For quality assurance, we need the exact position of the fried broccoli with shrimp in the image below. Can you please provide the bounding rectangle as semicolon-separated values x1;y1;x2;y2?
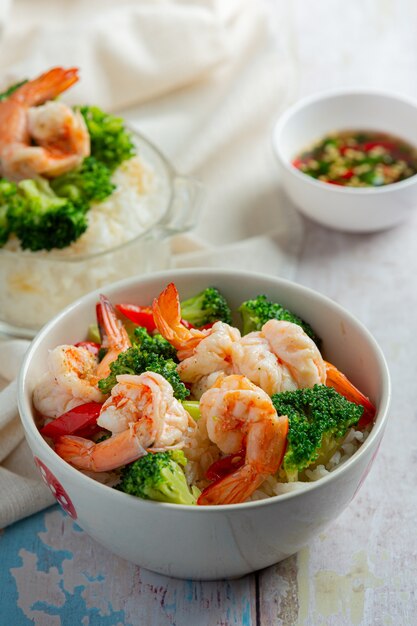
238;294;319;343
117;450;199;505
272;385;363;482
180;287;232;327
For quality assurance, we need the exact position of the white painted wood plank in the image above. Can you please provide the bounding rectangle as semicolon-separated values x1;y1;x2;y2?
258;1;417;624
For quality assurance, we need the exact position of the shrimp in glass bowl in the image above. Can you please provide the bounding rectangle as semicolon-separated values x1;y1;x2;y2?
0;67;89;181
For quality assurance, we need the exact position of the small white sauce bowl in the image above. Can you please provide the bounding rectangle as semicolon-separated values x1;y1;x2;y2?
18;269;391;580
272;90;417;232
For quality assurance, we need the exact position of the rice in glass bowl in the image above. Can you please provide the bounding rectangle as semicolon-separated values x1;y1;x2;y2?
0;130;202;337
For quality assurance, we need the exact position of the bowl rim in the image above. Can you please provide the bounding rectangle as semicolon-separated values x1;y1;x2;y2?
18;267;391;513
272;87;417;196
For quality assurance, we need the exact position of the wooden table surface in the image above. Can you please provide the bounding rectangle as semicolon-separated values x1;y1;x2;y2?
2;1;417;624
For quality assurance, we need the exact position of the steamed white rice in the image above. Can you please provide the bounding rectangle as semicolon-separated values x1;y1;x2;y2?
73;424;369;502
66;416;370;502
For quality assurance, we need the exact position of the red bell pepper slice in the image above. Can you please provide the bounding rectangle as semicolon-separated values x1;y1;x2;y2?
115;304;157;333
74;341;100;356
116;303;211;333
205;451;245;482
340;169;354;180
40;402;103;440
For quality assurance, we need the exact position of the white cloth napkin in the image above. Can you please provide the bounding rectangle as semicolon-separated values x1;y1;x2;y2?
0;341;55;528
0;0;302;527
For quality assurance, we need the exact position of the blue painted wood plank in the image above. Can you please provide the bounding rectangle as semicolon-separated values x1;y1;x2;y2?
1;506;257;625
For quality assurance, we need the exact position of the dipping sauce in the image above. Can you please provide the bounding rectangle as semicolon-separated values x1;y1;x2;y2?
292;130;417;187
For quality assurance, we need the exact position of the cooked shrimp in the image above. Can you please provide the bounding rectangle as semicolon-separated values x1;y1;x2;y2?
262;320;326;388
54;423;151;472
33;295;130;418
33;345;106;418
177;321;240;397
188;370;226;400
27;101;90;169
0;67;90;181
152;282;211;359
97;372;193;443
55;372;195;472
153;282;240;397
197;375;288;505
231;332;297;396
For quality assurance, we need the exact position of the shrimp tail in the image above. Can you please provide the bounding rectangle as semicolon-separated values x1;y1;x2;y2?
152;282;188;347
325;361;376;428
198;415;288;505
13;67;80;106
55;435;97;470
55;427;147;472
152;282;206;356
96;294;131;378
198;464;268;505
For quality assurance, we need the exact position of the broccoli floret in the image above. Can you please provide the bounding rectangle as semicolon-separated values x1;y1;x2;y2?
79;105;135;171
117;450;199;505
50;156;115;207
0;179;23;246
133;326;177;361
238;294;319;343
180;287;232;327
98;345;189;400
9;178;88;251
272;385;363;482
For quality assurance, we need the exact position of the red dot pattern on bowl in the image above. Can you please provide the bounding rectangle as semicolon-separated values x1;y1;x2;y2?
34;457;77;519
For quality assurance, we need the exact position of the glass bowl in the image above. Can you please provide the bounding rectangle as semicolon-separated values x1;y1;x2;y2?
0;130;203;338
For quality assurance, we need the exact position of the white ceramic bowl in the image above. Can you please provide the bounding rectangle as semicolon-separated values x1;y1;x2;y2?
273;90;417;232
18;269;390;580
